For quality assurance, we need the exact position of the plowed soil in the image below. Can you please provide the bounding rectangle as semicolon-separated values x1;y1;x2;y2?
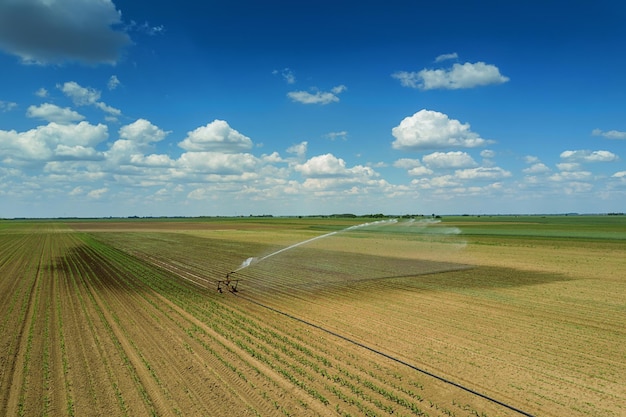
2;218;625;417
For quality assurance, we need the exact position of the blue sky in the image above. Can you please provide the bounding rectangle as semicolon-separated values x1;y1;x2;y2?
1;0;625;217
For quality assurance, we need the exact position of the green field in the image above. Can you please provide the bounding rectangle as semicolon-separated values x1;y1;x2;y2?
1;215;625;416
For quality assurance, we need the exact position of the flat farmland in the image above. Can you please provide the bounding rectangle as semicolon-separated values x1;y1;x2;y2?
1;216;625;417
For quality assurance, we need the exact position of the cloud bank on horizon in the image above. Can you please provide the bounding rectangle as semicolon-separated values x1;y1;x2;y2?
0;0;625;217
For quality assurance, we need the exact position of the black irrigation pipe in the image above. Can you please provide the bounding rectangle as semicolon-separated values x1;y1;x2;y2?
233;292;536;417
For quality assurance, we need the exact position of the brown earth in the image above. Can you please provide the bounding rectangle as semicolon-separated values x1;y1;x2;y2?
2;220;625;417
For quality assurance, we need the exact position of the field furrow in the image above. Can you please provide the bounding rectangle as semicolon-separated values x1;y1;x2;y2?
2;217;625;417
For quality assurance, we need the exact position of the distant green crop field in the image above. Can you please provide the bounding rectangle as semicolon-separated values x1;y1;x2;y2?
441;215;626;240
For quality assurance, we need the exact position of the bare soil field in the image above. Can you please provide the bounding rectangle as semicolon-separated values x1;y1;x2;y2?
2;216;625;417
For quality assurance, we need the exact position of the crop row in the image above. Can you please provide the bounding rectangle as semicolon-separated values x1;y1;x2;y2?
87;231;510;416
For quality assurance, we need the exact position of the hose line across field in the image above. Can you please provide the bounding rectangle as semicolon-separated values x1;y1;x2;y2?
233;292;536;417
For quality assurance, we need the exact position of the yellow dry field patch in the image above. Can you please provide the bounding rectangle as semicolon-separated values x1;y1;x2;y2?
2;217;625;417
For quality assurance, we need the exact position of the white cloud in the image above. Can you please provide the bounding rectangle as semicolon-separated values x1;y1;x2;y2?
129;154;174;167
60;82;101;106
408;166;434;176
119;119;169;145
55;144;103;160
296;154;375;179
411;174;459;189
455;167;511;180
59;81;121;117
26;103;85;124
0;0;131;65
435;52;458;63
87;187;109;199
393;158;422;169
393;61;509;90
287;141;307;158
287;85;346;105
480;149;496;159
523;163;550;174
592;128;626;140
556;162;580;172
35;88;48;98
391;109;493;151
69;186;86;196
325;131;348;141
108;75;121;90
0;100;18;112
560;150;619;163
423;151;477;169
178;152;258;175
262;152;283;163
179;120;253;152
0;121;108;163
104;119;170;165
549;171;592;182
612;171;626;178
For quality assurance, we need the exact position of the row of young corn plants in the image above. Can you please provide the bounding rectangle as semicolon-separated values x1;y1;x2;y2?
72;238;185;415
80;234;303;416
60;232;155;416
94;238;434;417
0;226;78;416
82;229;511;417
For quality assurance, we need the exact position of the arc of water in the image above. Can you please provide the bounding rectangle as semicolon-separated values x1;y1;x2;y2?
234;219;397;272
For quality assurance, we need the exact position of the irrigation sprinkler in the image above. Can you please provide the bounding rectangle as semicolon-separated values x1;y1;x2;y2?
217;271;239;293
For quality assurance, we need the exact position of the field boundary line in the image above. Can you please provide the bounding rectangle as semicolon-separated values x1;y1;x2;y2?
234;292;536;417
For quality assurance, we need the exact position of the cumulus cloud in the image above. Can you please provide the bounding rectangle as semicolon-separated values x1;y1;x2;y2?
393;61;509;90
408;166;433;176
129;153;174;167
179;120;253;153
0;0;131;65
423;151;477;169
27;103;85;124
119;119;169;145
523;163;550;174
178;152;258;175
455;167;511;180
549;171;592;182
59;81;121;117
286;141;307;158
0;121;107;163
35;88;48;98
391;109;492;151
105;119;170;165
55;144;102;160
556;162;581;172
592;128;626;140
560;150;619;163
295;154;375;179
287;85;346;105
393;158;422;169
